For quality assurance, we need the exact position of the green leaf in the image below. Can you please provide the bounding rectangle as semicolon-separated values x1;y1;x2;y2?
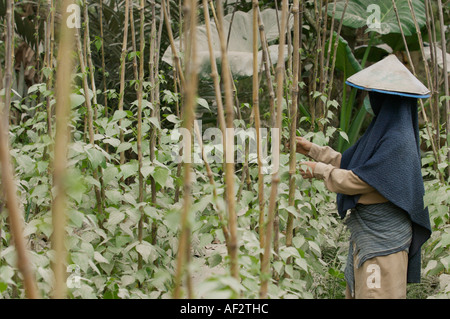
147;117;160;129
94;251;109;264
103;138;121;148
140;165;154;179
207;253;222;268
107;210;125;226
165;114;179;124
70;93;85;108
69;210;84;228
308;241;321;257
105;189;121;204
113;110;128;121
295;256;308;272
102;166;120;185
117;142;132;153
86;148;106;169
339;131;349;143
120;162;138;180
197;97;211;111
152;166;169;187
136;242;155;263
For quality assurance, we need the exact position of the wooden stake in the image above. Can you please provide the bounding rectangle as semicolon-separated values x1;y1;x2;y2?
260;0;288;299
51;0;76;299
216;0;239;281
286;0;301;250
173;0;198;299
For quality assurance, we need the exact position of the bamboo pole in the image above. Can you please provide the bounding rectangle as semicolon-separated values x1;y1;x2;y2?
118;0;130;166
260;0;288;299
173;0;198;299
436;0;449;176
162;0;185;87
202;0;231;251
99;0;108;119
0;0;39;299
45;0;54;136
3;0;14;130
129;2;139;81
324;0;348;126
252;0;266;261
83;0;98;124
407;0;437;148
75;29;104;216
208;0;243;122
425;0;440;147
324;0;337;86
391;0;443;183
286;0;300;250
257;7;276;130
216;0;239;281
51;0;76;299
136;0;146;271
149;2;165;245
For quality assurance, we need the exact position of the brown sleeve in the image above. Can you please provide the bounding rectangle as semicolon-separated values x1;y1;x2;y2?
313;162;376;196
308;143;342;168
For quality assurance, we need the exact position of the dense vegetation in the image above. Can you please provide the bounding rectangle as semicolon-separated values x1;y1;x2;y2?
0;0;448;299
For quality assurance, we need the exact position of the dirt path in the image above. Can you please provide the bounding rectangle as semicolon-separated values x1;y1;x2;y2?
190;243;227;297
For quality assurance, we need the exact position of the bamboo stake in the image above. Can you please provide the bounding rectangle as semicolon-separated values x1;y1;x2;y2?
75;29;104;216
118;0;130;166
51;0;76;299
216;0;239;281
286;0;300;250
173;0;198;299
99;0;108;119
149;2;165;245
162;0;185;87
83;0;98;124
436;0;450;176
0;0;39;299
318;0;329;124
310;0;322;128
202;0;231;250
425;0;440;147
208;0;243;122
252;0;266;261
45;0;54;136
129;2;139;81
257;7;276;129
407;0;437;148
260;0;288;299
324;0;348;124
136;0;146;270
324;0;337;85
3;0;14;130
392;0;443;183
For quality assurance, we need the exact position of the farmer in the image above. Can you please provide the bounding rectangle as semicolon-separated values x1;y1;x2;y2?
294;55;432;299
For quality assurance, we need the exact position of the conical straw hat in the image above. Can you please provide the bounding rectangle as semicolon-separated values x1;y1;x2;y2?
346;54;430;98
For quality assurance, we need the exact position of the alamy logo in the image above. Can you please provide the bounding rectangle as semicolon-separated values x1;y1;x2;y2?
366;4;381;31
366;263;381;289
170;121;280;174
66;264;81;288
66;4;81;29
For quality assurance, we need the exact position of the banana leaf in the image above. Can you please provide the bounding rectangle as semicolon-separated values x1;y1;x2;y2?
162;8;293;79
325;32;371;151
327;0;427;35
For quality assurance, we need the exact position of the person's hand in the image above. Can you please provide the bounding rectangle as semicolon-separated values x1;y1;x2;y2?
299;161;316;179
286;136;312;156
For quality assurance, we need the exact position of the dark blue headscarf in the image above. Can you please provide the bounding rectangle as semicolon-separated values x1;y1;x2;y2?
337;91;431;283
